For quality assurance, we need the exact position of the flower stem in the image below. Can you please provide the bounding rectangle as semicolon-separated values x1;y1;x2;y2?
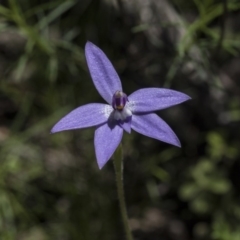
113;145;133;240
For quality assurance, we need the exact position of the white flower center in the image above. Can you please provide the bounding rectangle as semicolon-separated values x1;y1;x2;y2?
113;106;132;121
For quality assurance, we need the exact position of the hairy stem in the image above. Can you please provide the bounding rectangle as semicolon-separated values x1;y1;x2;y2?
113;145;133;240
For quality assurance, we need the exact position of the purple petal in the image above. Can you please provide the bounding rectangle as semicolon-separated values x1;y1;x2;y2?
94;123;123;169
131;113;181;147
85;42;122;104
119;117;132;133
51;103;113;133
128;88;191;113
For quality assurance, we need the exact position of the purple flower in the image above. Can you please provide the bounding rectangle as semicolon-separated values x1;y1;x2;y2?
51;42;191;169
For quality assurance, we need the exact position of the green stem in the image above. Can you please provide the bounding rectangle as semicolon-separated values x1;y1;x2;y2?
113;145;133;240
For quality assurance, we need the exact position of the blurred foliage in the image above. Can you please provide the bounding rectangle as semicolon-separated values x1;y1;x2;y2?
0;0;240;239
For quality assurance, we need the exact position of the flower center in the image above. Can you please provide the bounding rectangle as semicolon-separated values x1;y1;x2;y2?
112;90;127;110
112;90;132;121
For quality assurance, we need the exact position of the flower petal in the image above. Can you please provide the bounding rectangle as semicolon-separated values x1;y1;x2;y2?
85;42;122;104
94;123;123;169
119;117;132;133
128;88;191;113
51;103;113;133
131;113;181;147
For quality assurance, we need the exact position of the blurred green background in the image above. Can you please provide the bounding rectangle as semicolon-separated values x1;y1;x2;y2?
0;0;240;239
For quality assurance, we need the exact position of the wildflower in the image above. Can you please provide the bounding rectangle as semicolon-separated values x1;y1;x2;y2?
51;42;191;169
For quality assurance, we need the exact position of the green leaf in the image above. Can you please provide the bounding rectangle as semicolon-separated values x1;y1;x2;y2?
37;1;77;30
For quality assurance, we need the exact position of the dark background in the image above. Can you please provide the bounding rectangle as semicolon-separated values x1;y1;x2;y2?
0;0;240;239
